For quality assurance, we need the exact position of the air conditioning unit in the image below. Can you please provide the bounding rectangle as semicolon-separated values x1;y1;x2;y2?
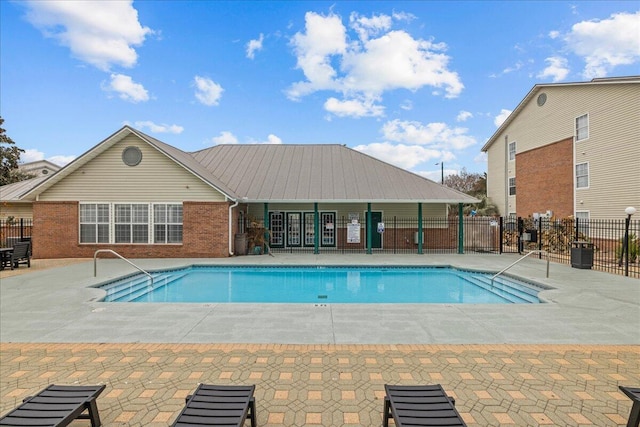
414;232;424;244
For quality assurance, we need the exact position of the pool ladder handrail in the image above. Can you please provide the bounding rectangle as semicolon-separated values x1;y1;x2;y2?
491;250;549;286
94;249;154;286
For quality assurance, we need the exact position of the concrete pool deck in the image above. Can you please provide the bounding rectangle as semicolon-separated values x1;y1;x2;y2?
1;254;638;344
1;255;639;426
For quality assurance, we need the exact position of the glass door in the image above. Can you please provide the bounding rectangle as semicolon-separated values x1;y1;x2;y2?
287;212;302;247
269;212;285;248
303;212;315;247
321;212;336;247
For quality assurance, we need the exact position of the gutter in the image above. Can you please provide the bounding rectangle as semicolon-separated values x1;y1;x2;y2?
228;199;239;256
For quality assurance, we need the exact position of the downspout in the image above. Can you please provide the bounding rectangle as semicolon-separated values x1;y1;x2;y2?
228;199;239;256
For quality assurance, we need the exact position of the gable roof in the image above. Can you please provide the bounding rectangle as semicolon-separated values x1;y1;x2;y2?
21;126;238;201
21;126;478;204
481;76;640;152
191;144;477;203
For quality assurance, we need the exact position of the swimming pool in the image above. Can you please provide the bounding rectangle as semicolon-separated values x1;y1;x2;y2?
98;266;544;304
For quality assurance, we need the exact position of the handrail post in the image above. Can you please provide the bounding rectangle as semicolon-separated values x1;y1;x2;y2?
94;249;153;286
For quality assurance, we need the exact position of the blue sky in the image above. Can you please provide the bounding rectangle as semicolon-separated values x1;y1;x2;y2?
1;1;638;181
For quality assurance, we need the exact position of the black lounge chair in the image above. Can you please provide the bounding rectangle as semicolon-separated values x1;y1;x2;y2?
9;241;31;270
620;386;640;427
384;384;467;427
172;384;256;427
0;384;106;427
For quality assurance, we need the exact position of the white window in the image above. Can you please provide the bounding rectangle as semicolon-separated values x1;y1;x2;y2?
575;211;590;236
576;163;589;189
115;203;149;243
575;114;589;141
508;141;516;161
508;177;516;195
79;204;110;243
154;204;183;244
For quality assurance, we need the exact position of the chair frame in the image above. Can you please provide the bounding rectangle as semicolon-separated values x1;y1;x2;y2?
9;241;31;270
172;384;256;427
0;384;105;427
620;386;640;427
384;384;467;427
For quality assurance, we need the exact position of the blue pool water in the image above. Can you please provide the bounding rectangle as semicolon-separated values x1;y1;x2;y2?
98;266;543;304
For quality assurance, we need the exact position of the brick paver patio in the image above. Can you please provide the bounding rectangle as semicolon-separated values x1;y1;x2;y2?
1;343;638;426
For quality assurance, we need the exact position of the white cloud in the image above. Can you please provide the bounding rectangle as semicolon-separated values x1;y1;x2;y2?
21;149;74;166
564;11;640;78
353;142;441;170
381;119;476;150
494;109;512;127
194;76;223;106
537;56;570;82
474;152;488;164
261;134;283;145
456;111;473;122
212;131;239;145
24;0;152;71
287;11;463;117
324;97;384;118
349;12;392;41
134;121;183;134
549;30;560;39
246;33;264;59
104;73;149;103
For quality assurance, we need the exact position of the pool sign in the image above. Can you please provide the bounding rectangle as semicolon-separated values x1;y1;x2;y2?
377;222;385;233
347;222;361;243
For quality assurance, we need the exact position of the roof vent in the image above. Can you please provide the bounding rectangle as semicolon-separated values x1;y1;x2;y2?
537;93;547;106
122;146;142;166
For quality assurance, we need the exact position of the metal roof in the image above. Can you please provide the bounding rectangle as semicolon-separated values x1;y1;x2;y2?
19;126;478;204
0;176;50;201
191;144;478;203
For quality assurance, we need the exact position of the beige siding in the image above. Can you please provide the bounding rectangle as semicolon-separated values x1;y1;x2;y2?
487;82;640;219
486;137;509;215
39;135;226;202
0;203;33;219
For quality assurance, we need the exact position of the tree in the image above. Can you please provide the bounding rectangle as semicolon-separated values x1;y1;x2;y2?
444;168;499;216
0;117;34;185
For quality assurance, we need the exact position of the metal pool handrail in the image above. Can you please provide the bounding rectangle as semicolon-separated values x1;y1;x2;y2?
491;250;549;286
94;249;153;286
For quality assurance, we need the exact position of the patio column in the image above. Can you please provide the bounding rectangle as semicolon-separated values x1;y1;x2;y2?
314;202;319;254
264;203;269;254
458;202;464;254
366;203;372;254
417;203;423;254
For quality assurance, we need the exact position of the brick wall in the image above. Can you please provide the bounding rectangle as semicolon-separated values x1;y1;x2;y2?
32;201;232;259
516;137;574;219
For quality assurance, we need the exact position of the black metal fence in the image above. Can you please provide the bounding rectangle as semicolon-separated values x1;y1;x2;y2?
242;215;639;278
504;217;639;278
0;218;33;250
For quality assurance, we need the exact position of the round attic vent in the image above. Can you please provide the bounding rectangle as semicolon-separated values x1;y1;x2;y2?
122;146;142;166
537;93;547;106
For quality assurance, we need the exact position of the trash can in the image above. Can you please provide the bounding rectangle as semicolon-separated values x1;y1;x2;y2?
571;241;593;269
234;233;248;255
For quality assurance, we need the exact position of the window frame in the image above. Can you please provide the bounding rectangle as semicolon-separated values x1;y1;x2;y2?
508;141;516;161
79;202;184;244
508;177;516;196
575;113;589;141
575;162;589;189
79;203;110;244
153;203;184;244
